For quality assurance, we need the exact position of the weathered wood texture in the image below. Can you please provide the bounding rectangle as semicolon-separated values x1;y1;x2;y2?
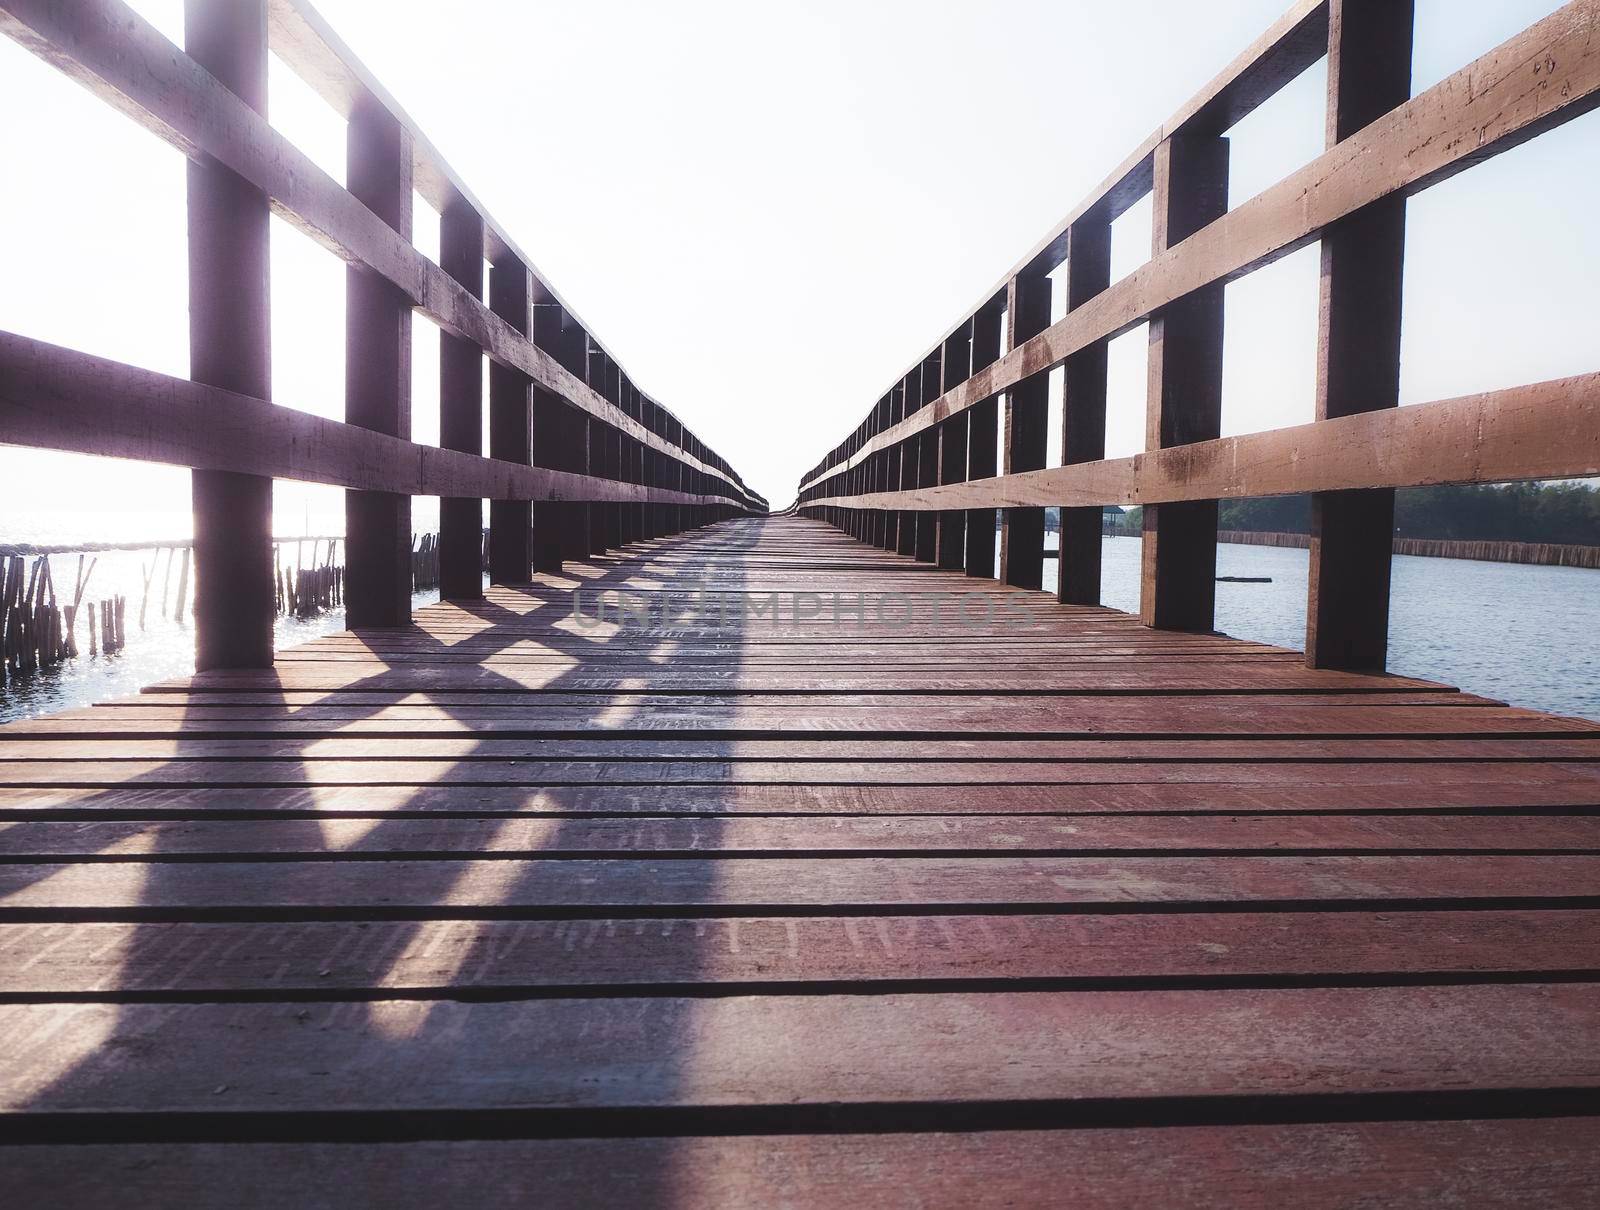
1304;0;1413;670
1;516;1597;1203
0;333;740;508
185;0;275;671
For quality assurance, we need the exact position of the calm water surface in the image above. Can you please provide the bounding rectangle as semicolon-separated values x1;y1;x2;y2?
4;534;1597;723
1086;536;1600;722
0;544;439;723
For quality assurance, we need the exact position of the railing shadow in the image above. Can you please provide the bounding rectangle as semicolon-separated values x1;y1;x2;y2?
10;517;766;1196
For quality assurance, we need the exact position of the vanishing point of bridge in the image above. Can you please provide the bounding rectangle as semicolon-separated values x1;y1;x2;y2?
3;0;1600;1205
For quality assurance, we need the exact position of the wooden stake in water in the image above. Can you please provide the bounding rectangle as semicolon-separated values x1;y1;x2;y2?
174;547;190;624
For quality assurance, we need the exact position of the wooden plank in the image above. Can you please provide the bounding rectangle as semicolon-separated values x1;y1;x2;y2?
7;735;1600;762
4;1119;1598;1208
3;815;1598;859
5;855;1600;915
3;909;1597;997
27;757;1597;787
6;777;1595;816
139;663;1456;693
9;703;1580;738
4;984;1600;1124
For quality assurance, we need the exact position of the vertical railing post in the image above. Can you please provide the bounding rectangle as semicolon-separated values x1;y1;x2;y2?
186;0;274;670
872;396;891;548
936;323;973;569
438;195;485;600
487;255;533;584
585;343;610;556
666;416;683;538
1140;131;1228;631
935;412;968;569
914;353;941;562
1059;218;1112;605
1306;0;1413;669
1000;271;1050;589
559;314;594;562
884;385;904;554
895;372;919;557
345;95;414;627
619;380;638;548
529;299;569;575
603;360;624;550
914;434;938;563
964;298;1003;579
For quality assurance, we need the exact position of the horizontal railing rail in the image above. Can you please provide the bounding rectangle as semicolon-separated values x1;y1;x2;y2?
797;0;1600;670
0;0;764;670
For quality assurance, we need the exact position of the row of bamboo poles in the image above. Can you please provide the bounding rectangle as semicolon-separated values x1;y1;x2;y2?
1217;530;1600;568
274;533;441;616
276;538;343;618
2;533;456;687
1;554;128;683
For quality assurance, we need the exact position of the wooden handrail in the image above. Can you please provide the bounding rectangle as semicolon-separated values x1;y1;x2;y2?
0;0;764;668
798;0;1600;671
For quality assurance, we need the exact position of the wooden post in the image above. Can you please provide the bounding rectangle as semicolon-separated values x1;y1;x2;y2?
965;298;1003;579
884;385;904;554
872;396;891;548
625;386;645;546
586;342;610;556
529;300;569;575
1140;131;1228;631
895;373;919;557
936;324;973;569
914;353;941;563
1059;218;1112;605
1306;0;1413;670
1000;273;1050;589
438;195;484;600
602;358;624;551
185;0;274;670
488;255;533;584
559;313;594;562
344;94;413;627
914;428;938;563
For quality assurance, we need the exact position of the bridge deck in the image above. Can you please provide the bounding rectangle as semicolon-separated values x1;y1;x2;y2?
3;514;1600;1204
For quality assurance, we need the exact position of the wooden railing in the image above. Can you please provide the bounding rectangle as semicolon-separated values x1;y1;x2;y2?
797;0;1600;670
0;0;764;671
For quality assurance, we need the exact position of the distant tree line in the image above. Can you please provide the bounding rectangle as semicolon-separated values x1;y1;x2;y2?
1209;483;1600;546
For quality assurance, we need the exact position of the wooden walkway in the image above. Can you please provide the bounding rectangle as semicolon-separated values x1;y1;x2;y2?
3;514;1600;1204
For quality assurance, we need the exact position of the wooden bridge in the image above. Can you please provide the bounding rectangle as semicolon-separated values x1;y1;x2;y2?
3;0;1600;1204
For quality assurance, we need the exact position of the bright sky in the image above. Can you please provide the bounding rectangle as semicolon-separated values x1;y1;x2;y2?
2;0;1596;539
